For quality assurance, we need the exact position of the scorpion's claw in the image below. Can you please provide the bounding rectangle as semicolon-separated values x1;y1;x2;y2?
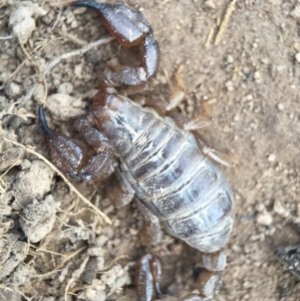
71;1;159;86
38;106;113;182
71;1;151;46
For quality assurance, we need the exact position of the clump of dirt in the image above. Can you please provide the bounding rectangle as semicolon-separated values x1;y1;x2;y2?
1;1;300;301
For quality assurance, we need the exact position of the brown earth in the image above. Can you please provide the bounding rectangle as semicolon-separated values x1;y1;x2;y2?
1;0;300;301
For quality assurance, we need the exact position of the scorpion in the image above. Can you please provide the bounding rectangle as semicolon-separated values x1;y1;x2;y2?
38;1;234;300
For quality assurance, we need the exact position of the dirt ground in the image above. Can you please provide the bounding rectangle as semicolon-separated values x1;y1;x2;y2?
1;0;300;300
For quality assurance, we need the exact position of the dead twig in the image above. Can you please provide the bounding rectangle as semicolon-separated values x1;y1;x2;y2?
32;246;86;279
24;36;114;108
0;35;13;40
99;255;129;273
0;38;56;91
0;59;29;90
51;7;63;31
159;0;171;6
65;278;75;301
205;27;215;48
58;31;88;46
0;149;24;196
2;36;114;125
214;0;237;46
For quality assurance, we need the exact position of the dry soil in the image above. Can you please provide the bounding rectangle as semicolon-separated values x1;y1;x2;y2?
1;1;300;301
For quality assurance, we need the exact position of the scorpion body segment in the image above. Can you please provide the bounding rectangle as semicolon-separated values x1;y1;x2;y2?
92;93;234;253
39;2;234;300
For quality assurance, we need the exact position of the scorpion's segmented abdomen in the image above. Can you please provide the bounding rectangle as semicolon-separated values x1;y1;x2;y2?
97;95;234;253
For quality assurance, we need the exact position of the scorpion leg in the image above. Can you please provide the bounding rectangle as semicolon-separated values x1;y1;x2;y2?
135;252;225;301
146;65;212;130
145;66;185;111
194;134;235;167
38;106;114;182
146;97;233;166
180;251;226;301
136;254;163;301
162;66;235;165
106;168;135;209
136;200;162;244
167;110;212;131
148;98;212;131
71;1;159;87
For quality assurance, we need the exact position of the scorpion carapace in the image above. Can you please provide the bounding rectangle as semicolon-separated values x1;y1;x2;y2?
38;1;234;300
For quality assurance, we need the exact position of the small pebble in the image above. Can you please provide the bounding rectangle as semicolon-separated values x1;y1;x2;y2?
4;81;22;99
255;203;265;212
71;20;78;29
267;153;276;162
260;58;269;65
86;50;103;65
227;54;234;64
233;114;240;121
256;212;273;226
0;95;8;111
293;42;300;51
9;4;47;44
277;103;284;111
57;82;73;94
225;80;234;91
296;53;300;63
41;13;54;25
246;94;253;101
290;5;300;19
73;7;87;14
33;84;45;102
254;71;261;82
273;200;286;216
204;0;216;9
65;11;76;24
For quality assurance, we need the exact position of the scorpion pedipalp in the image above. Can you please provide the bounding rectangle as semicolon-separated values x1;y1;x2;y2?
71;0;159;87
38;106;114;182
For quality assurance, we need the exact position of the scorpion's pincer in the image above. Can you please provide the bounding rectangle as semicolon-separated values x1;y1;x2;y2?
71;1;159;87
38;106;114;182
